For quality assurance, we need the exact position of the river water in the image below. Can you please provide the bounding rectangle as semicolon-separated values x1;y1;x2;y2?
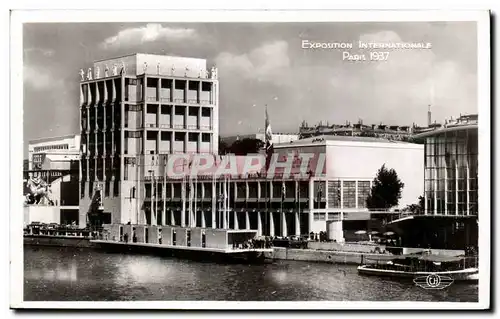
24;245;478;302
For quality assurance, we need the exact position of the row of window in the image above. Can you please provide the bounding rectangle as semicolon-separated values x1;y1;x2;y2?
424;179;478;192
33;144;70;152
313;212;342;221
324;180;371;209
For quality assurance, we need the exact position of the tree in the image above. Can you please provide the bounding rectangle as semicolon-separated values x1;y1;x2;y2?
404;195;425;214
230;138;264;155
366;164;405;210
218;137;230;155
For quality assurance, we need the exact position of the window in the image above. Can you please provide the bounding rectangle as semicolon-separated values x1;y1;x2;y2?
357;181;371;209
105;181;110;198
80;181;85;199
313;213;326;221
328;181;341;208
113;180;119;197
343;181;356;208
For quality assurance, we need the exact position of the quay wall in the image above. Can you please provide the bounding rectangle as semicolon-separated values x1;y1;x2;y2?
307;242;388;254
24;235;93;248
266;247;382;265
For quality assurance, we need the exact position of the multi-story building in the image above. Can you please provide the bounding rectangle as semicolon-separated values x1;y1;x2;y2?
414;114;478;216
78;54;219;228
388;114;478;250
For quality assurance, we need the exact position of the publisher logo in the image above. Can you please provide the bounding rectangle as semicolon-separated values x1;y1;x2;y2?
414;274;454;290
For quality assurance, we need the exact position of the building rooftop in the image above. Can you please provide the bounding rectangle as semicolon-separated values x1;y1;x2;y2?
29;134;79;145
275;134;413;148
413;114;478;139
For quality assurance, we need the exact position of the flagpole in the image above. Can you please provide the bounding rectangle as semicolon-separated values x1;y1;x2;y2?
163;155;166;226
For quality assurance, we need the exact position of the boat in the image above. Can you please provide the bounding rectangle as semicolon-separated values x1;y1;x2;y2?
357;251;478;282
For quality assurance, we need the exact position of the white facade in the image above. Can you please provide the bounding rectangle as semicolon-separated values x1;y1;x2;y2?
275;135;425;236
255;132;299;145
28;135;80;170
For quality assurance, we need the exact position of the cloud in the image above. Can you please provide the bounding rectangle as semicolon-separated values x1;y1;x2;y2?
215;41;291;85
24;48;55;57
23;65;61;90
100;24;197;49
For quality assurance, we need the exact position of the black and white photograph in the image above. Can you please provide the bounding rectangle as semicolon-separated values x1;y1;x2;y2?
9;9;490;310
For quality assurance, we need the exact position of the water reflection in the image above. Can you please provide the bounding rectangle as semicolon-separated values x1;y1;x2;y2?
24;245;478;302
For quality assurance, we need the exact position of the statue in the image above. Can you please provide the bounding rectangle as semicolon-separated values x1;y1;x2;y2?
210;66;218;79
171;65;175;76
157;63;161;75
112;64;118;76
185;66;189;77
104;64;109;77
143;62;148;73
79;69;85;81
121;61;126;75
198;69;203;78
87;68;93;80
24;177;54;206
95;66;100;79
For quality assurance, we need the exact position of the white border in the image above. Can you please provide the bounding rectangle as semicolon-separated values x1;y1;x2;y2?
9;9;491;310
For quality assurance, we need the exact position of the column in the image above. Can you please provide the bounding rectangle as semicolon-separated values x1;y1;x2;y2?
308;179;314;235
157;130;160;154
444;161;448;215
234;211;239;230
212;180;216;229
455;162;459;215
198;105;202;130
170;131;175;153
181;182;186;227
281;212;287;237
201;210;206;228
245;211;250;230
269;212;275;237
466;163;470;216
295;212;300;236
170;209;175;226
161;208;166;226
257;211;262;236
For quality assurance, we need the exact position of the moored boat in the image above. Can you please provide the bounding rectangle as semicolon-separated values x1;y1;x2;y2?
357;251;478;282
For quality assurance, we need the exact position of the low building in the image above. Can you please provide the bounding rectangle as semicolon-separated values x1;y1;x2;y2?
23;134;81;227
136;135;424;242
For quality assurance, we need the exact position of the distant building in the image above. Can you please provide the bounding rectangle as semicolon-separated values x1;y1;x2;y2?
27;134;80;171
299;120;416;142
24;134;80;227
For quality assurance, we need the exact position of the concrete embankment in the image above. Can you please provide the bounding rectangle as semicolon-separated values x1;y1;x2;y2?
264;247;384;265
24;235;94;248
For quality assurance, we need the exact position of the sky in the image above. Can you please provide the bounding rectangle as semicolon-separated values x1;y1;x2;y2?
23;21;477;157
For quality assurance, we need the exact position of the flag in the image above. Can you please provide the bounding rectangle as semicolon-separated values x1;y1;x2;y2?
265;106;274;171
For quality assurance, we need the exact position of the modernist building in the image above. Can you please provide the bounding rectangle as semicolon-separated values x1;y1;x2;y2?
78;54;219;228
27;134;80;174
24;134;80;226
140;135;424;242
388;114;478;250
